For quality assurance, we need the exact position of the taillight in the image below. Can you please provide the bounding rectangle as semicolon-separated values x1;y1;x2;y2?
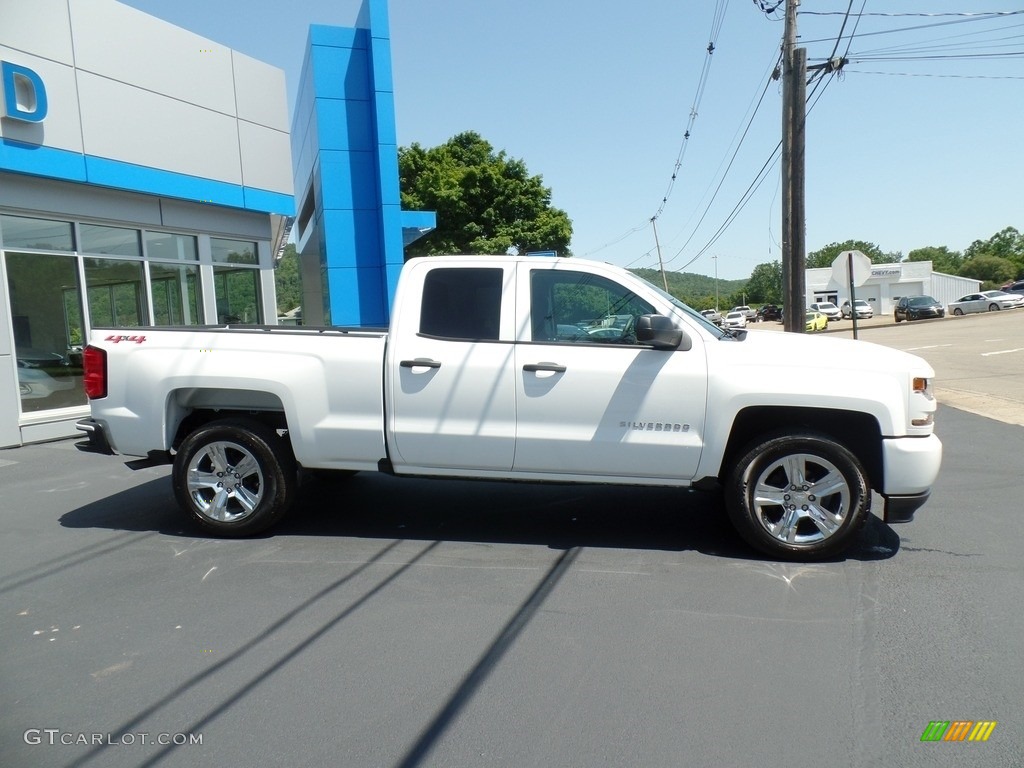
83;345;107;399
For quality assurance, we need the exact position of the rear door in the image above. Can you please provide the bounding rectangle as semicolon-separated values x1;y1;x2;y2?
387;263;517;472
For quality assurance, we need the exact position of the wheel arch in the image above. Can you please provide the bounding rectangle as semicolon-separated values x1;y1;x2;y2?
720;406;883;491
168;387;290;452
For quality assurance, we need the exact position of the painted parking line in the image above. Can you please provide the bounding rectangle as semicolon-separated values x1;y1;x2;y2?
981;347;1024;357
904;344;953;351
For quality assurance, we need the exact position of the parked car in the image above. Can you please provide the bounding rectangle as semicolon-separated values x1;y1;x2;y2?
805;311;828;333
841;299;873;319
722;311;747;329
894;295;945;322
809;302;842;322
757;304;782;322
700;309;723;326
947;290;1024;315
731;305;758;323
999;279;1024;294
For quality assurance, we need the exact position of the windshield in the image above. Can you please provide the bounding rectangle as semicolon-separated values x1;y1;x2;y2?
909;296;937;306
634;275;730;338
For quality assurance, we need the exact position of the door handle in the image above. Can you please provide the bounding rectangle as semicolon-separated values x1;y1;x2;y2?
523;362;566;373
400;358;442;369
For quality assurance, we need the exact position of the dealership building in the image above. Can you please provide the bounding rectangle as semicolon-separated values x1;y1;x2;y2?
0;0;432;447
806;260;980;316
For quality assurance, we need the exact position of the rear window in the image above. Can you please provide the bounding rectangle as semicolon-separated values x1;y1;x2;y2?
419;268;502;340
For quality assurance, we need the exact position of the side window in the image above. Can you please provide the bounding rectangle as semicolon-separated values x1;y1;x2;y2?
420;268;502;340
530;270;655;344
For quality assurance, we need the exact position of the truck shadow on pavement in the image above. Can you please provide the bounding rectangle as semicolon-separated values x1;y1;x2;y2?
59;470;901;562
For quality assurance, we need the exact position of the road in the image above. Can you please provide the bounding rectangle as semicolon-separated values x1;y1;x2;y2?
1;315;1022;768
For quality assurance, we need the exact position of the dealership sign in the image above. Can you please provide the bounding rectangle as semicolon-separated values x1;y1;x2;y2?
1;61;48;123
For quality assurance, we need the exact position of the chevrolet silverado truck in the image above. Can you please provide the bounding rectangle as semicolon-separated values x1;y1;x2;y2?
77;255;942;560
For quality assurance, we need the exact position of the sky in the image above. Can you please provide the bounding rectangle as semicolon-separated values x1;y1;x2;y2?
119;0;1024;280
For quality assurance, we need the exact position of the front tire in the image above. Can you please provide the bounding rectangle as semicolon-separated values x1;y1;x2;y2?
988;303;1000;312
724;431;870;560
953;308;964;316
172;419;297;537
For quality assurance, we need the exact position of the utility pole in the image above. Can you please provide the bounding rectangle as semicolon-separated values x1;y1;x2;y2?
651;217;670;292
781;0;807;333
712;255;719;311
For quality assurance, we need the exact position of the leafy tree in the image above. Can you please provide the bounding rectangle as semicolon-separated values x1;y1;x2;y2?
907;246;962;274
963;227;1024;278
274;243;302;313
399;131;572;256
805;240;900;268
743;261;783;304
957;254;1017;288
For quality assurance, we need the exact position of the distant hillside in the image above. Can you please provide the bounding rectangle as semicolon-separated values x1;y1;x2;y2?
630;268;748;310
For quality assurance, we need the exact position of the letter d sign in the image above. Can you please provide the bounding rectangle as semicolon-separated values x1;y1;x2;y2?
1;62;48;123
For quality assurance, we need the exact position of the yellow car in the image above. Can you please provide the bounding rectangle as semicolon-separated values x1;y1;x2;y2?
805;311;828;332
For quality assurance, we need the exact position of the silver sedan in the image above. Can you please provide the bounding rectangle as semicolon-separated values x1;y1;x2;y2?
948;290;1024;315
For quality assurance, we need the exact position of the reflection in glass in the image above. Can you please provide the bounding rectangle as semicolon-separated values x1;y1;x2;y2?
84;258;149;327
145;231;198;261
4;252;86;412
0;215;74;251
214;266;262;324
151;263;203;325
80;224;142;256
211;237;258;265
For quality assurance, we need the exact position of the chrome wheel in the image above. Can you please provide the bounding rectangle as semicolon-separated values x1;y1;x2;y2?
750;453;850;545
724;431;870;560
173;419;296;536
186;440;264;522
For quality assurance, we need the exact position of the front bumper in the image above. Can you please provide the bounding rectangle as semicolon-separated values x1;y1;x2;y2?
881;433;942;522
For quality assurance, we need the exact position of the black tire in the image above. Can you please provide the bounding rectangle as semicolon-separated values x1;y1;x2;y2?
953;308;964;316
172;418;297;537
724;431;870;560
988;303;1000;312
894;313;902;323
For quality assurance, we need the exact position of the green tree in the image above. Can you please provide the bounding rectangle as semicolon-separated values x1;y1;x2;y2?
743;261;783;304
399;131;572;256
907;245;962;274
957;254;1017;288
805;240;900;268
963;227;1024;278
274;243;302;313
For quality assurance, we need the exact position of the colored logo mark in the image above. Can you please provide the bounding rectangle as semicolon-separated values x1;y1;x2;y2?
921;721;997;742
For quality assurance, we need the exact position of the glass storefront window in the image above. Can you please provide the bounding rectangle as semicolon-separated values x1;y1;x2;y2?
211;237;258;265
80;224;142;256
4;252;86;413
145;231;198;261
214;266;262;324
150;263;203;325
0;215;74;251
84;258;149;327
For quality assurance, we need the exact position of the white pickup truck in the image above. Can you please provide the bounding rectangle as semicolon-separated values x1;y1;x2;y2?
77;255;942;560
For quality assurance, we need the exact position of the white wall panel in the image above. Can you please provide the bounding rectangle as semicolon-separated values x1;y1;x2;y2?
0;47;82;152
69;0;236;115
0;0;74;64
77;71;242;184
233;52;289;132
238;122;293;194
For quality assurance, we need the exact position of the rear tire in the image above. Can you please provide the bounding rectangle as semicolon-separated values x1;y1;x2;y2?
172;418;297;537
724;431;870;560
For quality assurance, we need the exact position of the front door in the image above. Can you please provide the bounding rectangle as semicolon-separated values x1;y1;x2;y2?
512;266;707;481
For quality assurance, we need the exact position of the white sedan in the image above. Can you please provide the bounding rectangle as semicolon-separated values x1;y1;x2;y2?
947;290;1024;315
